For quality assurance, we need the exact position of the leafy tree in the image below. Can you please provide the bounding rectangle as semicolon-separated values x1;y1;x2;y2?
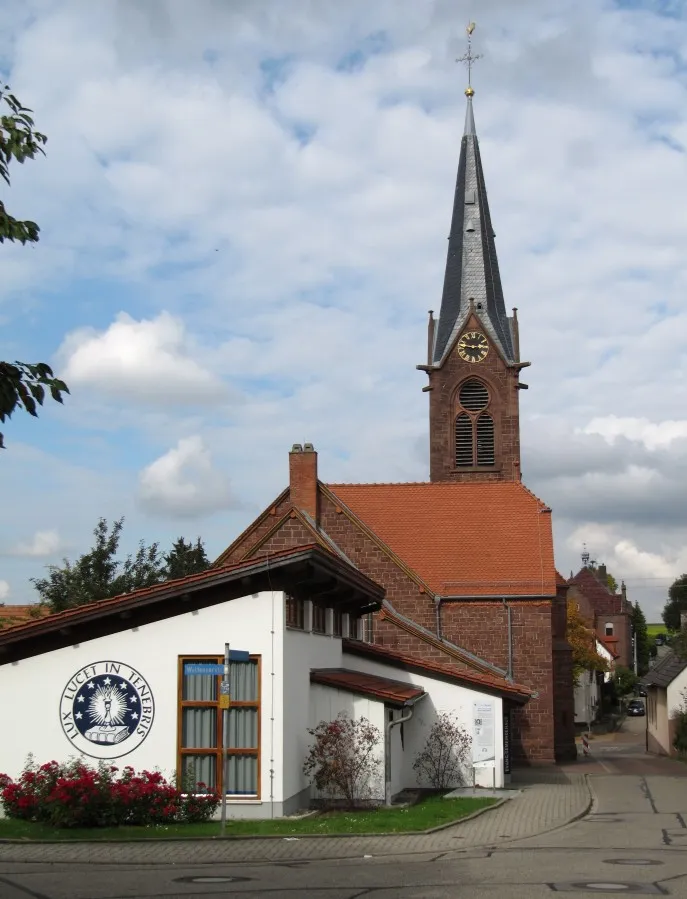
613;665;638;697
32;518;163;612
567;599;609;684
163;537;211;581
1;84;68;449
31;519;212;612
663;574;687;632
631;602;651;676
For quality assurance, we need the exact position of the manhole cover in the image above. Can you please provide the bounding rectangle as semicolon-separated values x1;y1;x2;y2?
174;876;252;884
550;884;666;894
605;860;664;867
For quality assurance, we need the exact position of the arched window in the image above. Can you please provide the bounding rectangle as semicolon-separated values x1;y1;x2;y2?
455;413;473;466
454;379;495;468
605;622;614;637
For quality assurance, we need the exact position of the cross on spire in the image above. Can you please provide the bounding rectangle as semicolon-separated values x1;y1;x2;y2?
457;21;482;97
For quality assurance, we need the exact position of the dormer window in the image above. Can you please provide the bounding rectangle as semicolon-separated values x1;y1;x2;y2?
605;623;614;637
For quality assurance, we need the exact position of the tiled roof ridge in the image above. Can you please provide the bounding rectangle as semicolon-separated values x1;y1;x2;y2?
328;480;545;499
342;639;531;700
380;599;508;679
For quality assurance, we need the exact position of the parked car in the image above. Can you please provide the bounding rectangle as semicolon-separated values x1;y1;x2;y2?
627;699;645;717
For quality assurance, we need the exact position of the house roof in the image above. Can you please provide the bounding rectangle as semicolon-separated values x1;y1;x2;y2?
569;567;628;617
643;651;687;689
342;638;531;703
0;545;384;666
326;481;557;597
310;668;425;707
0;605;50;628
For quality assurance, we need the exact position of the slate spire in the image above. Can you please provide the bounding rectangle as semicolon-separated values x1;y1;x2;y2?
431;92;516;365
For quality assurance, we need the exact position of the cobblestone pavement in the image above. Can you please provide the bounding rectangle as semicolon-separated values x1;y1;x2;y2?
0;776;591;865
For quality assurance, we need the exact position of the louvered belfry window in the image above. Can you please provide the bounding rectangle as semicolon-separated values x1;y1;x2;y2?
455;413;473;466
476;414;495;465
454;379;495;468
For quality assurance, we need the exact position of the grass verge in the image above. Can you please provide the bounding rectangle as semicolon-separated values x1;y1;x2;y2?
0;795;497;840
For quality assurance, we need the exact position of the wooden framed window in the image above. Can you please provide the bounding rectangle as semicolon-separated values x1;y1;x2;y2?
285;595;305;629
178;655;260;798
312;602;326;634
348;614;361;640
332;607;343;637
605;623;614;637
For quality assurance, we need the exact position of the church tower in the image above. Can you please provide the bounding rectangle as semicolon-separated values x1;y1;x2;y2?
418;80;530;482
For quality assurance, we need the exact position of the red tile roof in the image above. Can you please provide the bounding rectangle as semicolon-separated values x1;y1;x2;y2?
342;639;532;702
326;481;557;597
0;605;50;628
310;668;425;706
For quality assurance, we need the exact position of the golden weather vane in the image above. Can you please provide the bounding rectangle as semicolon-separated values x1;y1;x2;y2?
457;21;481;97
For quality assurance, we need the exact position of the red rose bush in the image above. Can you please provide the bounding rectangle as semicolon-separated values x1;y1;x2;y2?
0;758;220;828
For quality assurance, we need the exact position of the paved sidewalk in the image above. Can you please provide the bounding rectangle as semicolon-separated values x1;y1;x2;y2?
0;776;591;865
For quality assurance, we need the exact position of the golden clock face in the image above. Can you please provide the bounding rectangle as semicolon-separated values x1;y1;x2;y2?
457;331;489;363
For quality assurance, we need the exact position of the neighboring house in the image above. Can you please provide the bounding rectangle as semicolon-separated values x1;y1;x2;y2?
0;604;50;628
573;638;616;728
645;651;687;756
567;565;633;669
0;545;528;817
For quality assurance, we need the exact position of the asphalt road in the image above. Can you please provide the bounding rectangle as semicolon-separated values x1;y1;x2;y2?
2;721;686;898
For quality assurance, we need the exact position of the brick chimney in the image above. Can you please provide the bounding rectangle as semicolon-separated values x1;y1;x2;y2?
289;443;318;524
598;563;607;584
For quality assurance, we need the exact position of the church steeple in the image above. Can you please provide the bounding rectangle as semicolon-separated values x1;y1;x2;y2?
431;91;516;365
419;26;529;484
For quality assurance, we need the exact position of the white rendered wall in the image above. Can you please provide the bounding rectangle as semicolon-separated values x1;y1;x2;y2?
281;627;343;805
308;684;386;801
342;653;505;789
667;666;687;721
0;591;285;812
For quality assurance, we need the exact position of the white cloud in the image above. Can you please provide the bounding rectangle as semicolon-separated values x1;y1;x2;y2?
582;416;687;451
0;581;9;601
58;313;228;406
11;530;62;558
0;0;686;618
137;436;238;518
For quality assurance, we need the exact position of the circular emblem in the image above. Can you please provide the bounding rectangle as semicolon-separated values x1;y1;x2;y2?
59;661;155;759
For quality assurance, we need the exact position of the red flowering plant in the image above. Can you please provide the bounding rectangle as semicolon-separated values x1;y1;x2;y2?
0;756;220;828
303;712;382;808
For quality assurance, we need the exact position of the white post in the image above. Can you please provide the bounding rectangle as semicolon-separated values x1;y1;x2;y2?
220;642;230;835
633;631;638;676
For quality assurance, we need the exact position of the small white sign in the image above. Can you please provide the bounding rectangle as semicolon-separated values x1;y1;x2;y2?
472;700;495;765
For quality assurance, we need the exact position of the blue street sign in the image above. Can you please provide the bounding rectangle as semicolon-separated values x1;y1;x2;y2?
185;664;224;676
184;651;250;676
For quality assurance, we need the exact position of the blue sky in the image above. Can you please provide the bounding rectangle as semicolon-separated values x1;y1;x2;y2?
1;0;687;621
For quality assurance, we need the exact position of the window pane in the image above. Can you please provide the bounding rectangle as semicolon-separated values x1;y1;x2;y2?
332;608;342;637
286;596;304;629
182;708;217;748
182;754;217;790
228;708;258;748
230;660;258;702
226;754;258;795
183;661;218;701
312;603;326;633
